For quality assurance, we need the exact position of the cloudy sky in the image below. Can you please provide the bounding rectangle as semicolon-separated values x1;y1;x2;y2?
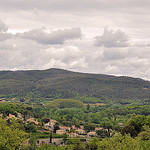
0;0;150;80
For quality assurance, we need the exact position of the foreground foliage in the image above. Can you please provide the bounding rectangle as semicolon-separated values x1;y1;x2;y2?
0;117;27;150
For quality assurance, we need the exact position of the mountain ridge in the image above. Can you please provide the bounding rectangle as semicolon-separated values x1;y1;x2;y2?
0;68;150;103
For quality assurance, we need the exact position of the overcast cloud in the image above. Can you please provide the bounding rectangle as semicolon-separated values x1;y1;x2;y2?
17;28;82;44
0;0;150;80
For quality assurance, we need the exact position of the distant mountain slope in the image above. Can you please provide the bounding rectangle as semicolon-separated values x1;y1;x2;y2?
0;68;150;102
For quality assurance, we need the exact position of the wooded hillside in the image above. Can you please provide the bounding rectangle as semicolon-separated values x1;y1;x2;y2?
0;68;150;103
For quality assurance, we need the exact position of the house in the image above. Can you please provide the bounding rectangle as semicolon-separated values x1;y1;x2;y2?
118;123;123;126
37;138;63;145
17;113;23;120
72;125;76;129
50;119;57;125
7;114;17;120
56;130;66;135
0;100;6;102
95;127;110;132
87;131;97;137
44;122;50;127
69;133;78;138
45;120;57;130
26;118;40;126
75;129;86;134
0;98;5;101
37;130;51;133
57;126;71;135
59;126;70;132
78;134;87;138
95;127;103;131
86;136;91;142
80;125;84;129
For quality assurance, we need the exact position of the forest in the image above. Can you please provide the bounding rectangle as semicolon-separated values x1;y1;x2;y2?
0;68;150;103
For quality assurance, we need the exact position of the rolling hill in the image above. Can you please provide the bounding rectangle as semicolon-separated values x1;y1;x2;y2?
0;68;150;103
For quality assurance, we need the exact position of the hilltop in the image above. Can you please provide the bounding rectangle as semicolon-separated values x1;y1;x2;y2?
0;68;150;103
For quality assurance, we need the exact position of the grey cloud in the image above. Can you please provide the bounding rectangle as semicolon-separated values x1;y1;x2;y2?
0;20;8;32
94;28;129;47
0;20;82;44
103;48;129;60
0;20;13;41
0;33;12;41
0;0;150;14
17;28;82;44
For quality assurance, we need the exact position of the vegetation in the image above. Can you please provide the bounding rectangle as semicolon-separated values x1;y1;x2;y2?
0;68;150;103
0;117;27;150
46;99;84;109
0;68;150;149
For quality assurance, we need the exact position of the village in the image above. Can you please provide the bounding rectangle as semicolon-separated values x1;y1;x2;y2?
0;112;116;146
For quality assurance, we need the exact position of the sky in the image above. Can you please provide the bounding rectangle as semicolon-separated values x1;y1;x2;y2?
0;0;150;80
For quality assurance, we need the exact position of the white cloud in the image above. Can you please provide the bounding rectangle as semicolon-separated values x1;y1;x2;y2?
94;28;129;47
0;38;87;71
105;65;119;74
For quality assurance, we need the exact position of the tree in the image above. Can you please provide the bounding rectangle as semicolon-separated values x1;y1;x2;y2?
29;133;37;150
101;121;112;132
20;98;25;102
63;133;68;144
22;110;29;121
87;104;90;111
53;123;60;133
50;132;52;143
87;137;98;150
84;124;95;132
138;126;150;141
121;125;138;137
96;129;110;138
121;115;148;137
72;140;86;150
0;117;27;150
25;122;37;133
42;118;50;123
128;115;146;133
